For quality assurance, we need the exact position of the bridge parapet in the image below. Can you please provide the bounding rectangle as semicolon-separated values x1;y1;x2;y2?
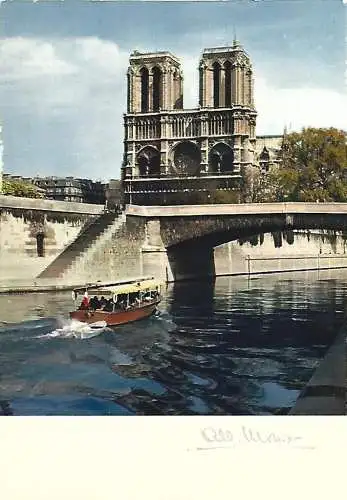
126;202;347;218
0;194;104;215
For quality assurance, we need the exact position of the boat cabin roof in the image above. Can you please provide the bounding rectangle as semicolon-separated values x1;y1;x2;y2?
74;278;161;296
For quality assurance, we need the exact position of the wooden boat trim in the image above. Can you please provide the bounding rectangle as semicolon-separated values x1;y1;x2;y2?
70;299;160;326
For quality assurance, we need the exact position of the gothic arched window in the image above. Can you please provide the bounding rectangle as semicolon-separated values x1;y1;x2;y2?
137;147;160;177
209;143;234;173
152;66;162;112
224;61;232;107
212;62;221;108
140;67;149;112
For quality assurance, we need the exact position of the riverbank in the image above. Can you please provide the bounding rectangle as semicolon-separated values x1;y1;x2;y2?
0;275;155;295
1;265;347;294
0;278;81;295
289;324;346;415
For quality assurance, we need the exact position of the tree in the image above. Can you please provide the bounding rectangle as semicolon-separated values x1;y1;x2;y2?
210;189;240;204
242;127;347;203
240;165;288;203
280;127;347;202
240;165;260;202
2;179;44;199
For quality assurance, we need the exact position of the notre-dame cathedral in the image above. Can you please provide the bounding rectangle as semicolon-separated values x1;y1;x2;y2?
121;40;282;205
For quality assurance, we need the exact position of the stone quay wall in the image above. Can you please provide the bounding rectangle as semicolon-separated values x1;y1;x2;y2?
2;198;347;286
213;231;347;277
141;229;347;282
0;195;104;282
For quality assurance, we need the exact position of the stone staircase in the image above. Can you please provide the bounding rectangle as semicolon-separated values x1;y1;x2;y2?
61;212;128;283
38;212;125;279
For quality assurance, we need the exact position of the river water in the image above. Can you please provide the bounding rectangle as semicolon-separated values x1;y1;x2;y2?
0;270;346;416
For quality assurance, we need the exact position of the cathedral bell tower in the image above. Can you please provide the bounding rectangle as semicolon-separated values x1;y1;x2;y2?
123;51;183;179
198;39;255;109
127;50;183;113
198;40;257;173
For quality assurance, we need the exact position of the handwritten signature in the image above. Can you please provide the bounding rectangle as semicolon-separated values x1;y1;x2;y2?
187;426;315;451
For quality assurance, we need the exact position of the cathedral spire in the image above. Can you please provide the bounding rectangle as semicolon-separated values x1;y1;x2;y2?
232;29;241;49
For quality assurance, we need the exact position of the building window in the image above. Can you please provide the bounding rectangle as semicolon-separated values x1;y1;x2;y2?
213;62;221;108
140;67;149;112
152;66;162;112
224;61;232;107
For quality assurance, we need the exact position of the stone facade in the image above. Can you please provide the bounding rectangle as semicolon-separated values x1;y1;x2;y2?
122;41;260;205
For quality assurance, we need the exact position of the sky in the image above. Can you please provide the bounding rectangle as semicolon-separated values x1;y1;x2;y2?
0;0;346;181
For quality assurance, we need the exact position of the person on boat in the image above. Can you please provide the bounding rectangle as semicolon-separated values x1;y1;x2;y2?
79;293;90;310
90;296;100;310
103;299;114;312
100;296;107;308
117;296;126;310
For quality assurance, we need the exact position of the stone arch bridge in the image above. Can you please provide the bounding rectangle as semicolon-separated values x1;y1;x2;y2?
126;203;347;281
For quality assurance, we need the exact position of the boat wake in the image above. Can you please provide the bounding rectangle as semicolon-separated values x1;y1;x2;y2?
36;318;109;340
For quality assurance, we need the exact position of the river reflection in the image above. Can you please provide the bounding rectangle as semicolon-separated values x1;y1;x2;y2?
0;270;346;415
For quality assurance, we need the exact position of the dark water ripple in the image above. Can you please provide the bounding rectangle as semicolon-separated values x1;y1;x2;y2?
0;270;346;415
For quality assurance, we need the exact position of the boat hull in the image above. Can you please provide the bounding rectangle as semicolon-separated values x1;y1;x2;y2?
69;300;159;326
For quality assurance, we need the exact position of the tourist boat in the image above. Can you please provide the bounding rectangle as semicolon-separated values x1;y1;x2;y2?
69;277;162;327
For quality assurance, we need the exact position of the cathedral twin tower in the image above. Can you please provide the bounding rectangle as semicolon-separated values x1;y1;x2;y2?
122;41;257;204
127;50;183;113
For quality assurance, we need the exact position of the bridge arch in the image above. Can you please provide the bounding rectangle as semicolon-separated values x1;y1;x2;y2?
127;203;347;281
162;213;347;282
127;204;347;250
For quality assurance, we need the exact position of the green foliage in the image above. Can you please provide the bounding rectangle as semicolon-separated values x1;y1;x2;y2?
209;190;240;204
244;127;347;203
279;127;347;202
2;179;44;199
166;189;240;205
